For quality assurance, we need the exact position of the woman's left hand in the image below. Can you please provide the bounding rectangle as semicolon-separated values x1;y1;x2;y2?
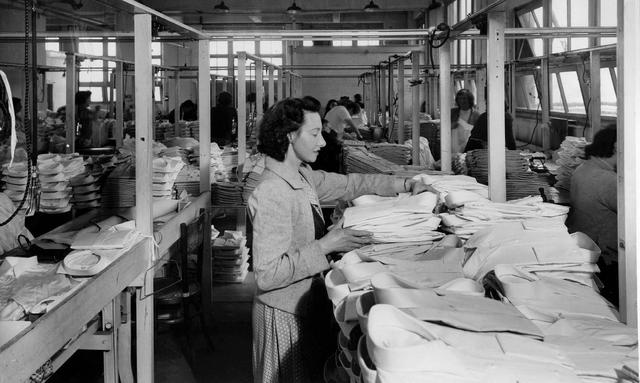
406;179;438;195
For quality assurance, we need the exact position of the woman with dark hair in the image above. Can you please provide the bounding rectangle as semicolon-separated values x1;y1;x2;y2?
211;91;238;145
567;125;618;303
451;88;480;153
323;99;338;118
248;97;430;383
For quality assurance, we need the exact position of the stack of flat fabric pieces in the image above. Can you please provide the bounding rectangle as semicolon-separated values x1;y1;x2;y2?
152;156;185;200
506;172;554;201
212;182;244;206
466;149;528;186
549;136;588;192
392;167;452;179
101;162;136;208
212;230;249;283
159;146;190;164
412;173;489;200
70;173;101;209
1;161;29;211
439;194;569;238
342;139;366;147
172;165;200;197
155;120;175;142
342;146;403;174
343;192;443;243
177;120;200;141
38;154;79;214
240;153;265;202
367;143;411;165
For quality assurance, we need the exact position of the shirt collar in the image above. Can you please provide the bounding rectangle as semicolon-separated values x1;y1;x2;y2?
265;156;308;190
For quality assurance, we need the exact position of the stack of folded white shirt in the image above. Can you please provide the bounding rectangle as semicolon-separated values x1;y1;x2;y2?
1;161;29;210
38;153;73;214
70;173;101;209
212;230;250;283
550;136;588;192
364;304;581;383
367;143;411;165
343;192;443;243
439;194;569;238
152;156;185;199
177;120;200;141
411;173;489;200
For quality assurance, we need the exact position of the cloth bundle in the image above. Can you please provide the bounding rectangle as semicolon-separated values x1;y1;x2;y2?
177;120;200;141
412;173;489;200
548;136;588;192
367;143;411;165
1;160;29;211
439;195;569;238
466;149;528;186
152;156;185;199
38;153;87;214
212;230;250;283
342;146;403;174
69;173;101;209
343;192;443;243
155;120;175;142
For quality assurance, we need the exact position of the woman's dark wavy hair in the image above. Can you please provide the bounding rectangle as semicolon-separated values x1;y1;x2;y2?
584;124;617;159
257;97;320;161
455;88;475;108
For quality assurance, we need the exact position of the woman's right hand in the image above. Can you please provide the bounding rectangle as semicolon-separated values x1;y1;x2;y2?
318;228;374;254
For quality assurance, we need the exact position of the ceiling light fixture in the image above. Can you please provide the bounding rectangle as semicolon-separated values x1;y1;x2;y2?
214;1;230;13
363;0;380;12
286;1;302;14
427;0;442;11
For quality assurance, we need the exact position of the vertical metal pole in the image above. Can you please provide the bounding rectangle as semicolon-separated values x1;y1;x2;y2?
115;62;124;147
65;54;76;152
256;60;264;122
487;11;506;202
133;13;154;383
397;59;405;144
238;52;247;167
268;66;275;107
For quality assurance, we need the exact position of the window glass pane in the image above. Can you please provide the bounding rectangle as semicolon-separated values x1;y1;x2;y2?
570;0;588;26
601;67;617;116
154;86;162;102
519;10;543;56
559;71;585;113
108;42;116;56
45;38;59;52
572;38;589;50
79;87;103;103
151;42;162;56
552;38;568;53
259;40;282;55
210;57;228;75
210;41;228;55
107;61;116;68
601;0;617;26
79;41;103;56
552;0;568;26
333;40;352;46
357;39;379;46
516;75;540;109
152;58;162;66
269;57;282;67
303;40;313;47
550;74;564;112
233;41;255;54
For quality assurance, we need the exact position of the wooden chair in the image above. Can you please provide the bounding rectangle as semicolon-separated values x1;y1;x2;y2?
154;208;214;360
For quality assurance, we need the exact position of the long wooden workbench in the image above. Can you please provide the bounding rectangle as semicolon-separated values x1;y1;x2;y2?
0;192;211;383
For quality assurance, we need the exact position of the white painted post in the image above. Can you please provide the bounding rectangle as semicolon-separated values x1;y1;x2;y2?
618;0;639;326
238;52;247;167
65;54;76;152
439;42;452;172
173;70;181;137
268;66;275;107
487;11;506;203
115;62;124;147
133;13;154;383
411;51;420;165
256;60;264;122
589;51;602;139
397;60;405;144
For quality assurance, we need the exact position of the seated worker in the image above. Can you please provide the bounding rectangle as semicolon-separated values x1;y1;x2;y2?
464;110;516;152
324;100;363;141
566;125;618;304
310;118;342;174
211;91;238;146
75;91;94;148
167;99;198;123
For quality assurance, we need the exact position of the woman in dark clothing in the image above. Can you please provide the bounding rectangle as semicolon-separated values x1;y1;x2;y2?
210;91;238;146
464;111;517;152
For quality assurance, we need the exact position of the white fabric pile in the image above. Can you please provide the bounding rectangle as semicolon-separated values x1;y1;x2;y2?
549;136;588;192
404;137;436;168
155;120;175;142
177;120;200;140
212;230;250;283
152;156;185;199
439;194;569;238
69;173;101;209
343;192;443;243
1;161;29;211
38;153;86;214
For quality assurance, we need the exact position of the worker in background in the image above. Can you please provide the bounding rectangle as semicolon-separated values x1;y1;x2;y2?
464;107;517;151
353;93;368;127
323;99;338;118
248;96;431;383
167;99;198;123
210;91;238;146
75;90;94;148
566;125;618;305
451;89;480;153
324;100;363;141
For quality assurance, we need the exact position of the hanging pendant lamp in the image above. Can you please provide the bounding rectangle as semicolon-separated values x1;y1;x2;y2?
286;1;302;14
214;1;230;13
363;0;380;12
427;0;442;11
